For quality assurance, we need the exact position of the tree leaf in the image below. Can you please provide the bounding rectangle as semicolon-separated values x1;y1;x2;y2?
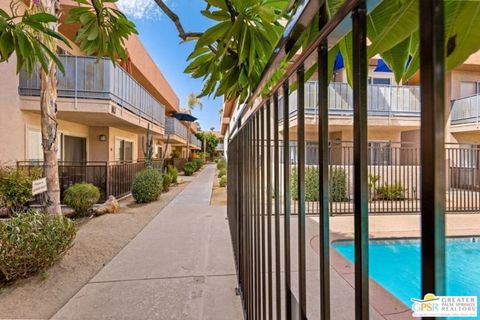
445;1;480;70
368;0;418;57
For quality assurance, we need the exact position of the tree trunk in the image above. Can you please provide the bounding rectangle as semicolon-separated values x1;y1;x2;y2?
40;0;61;215
40;62;61;215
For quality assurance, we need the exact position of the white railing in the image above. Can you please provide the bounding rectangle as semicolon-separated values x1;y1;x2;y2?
166;117;188;140
19;55;166;127
279;81;421;120
451;94;480;125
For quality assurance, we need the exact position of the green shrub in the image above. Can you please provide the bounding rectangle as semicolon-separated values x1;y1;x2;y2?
329;168;348;202
132;168;163;203
183;162;195;176
0;210;76;281
0;167;40;214
162;173;172;192
171;149;180;159
217;159;226;171
167;165;178;184
218;168;226;178
289;167;348;202
376;183;405;200
63;183;100;217
219;175;227;187
192;158;204;171
290;167;319;201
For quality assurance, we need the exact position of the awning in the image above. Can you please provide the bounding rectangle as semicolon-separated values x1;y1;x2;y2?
333;52;344;71
170;112;197;122
374;59;392;72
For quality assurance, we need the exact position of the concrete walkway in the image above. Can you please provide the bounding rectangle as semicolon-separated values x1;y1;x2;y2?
53;164;244;320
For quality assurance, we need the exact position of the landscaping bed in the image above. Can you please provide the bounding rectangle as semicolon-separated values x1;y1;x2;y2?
0;181;188;319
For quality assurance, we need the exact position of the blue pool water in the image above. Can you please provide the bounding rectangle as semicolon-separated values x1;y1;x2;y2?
333;237;480;319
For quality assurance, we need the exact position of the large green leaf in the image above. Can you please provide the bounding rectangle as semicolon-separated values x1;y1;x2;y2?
445;1;480;70
368;0;418;58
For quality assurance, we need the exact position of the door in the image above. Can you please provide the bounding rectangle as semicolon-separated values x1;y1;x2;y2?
63;135;87;163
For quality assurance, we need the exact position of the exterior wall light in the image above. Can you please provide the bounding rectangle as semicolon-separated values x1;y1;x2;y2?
99;134;107;142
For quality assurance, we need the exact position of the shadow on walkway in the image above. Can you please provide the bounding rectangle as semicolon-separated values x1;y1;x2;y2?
53;164;243;320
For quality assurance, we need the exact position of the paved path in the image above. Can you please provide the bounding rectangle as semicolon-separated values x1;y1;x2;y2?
53;165;244;320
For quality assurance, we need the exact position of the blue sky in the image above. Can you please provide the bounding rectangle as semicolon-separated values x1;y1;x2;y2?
118;0;222;131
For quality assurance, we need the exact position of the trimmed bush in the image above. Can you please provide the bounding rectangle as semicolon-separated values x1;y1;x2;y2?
376;183;405;200
289;167;348;202
132;168;163;203
183;162;195;176
167;165;178;184
0;210;76;281
290;167;319;201
0;167;40;214
162;173;172;192
63;183;100;217
329;168;348;202
219;175;227;187
218;168;226;178
216;159;226;171
192;158;204;171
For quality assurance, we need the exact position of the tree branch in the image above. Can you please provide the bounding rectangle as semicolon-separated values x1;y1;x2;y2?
224;0;237;22
153;0;203;41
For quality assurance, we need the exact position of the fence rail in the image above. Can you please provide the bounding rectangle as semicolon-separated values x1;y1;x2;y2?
282;141;480;214
19;55;166;127
165;117;188;140
227;0;452;319
451;93;480;125
278;81;421;121
18;160;171;203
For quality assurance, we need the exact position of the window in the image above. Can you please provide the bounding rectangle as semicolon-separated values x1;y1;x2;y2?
368;77;391;85
27;128;42;161
369;141;392;165
115;139;133;162
460;81;480;97
63;135;86;163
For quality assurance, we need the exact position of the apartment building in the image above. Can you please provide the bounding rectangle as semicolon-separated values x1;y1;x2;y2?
0;0;201;166
221;52;480;160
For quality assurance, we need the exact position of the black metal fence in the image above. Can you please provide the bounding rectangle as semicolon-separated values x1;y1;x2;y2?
226;0;451;319
18;159;172;203
281;141;480;214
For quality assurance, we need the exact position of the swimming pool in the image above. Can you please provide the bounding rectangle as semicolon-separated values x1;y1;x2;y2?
333;237;480;319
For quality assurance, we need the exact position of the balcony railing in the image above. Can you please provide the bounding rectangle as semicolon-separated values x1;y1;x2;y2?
165;117;188;140
279;81;421;120
451;94;480;125
189;134;201;148
19;55;165;127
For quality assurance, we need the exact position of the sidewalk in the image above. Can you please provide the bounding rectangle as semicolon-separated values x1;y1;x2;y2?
53;164;244;320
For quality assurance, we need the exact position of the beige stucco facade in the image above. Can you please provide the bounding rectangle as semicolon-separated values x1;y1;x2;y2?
0;0;193;165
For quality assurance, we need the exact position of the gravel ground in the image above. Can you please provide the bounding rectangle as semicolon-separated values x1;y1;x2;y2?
0;181;188;320
210;174;227;206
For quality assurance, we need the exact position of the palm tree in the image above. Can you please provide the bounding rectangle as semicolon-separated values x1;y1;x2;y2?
187;92;203;111
0;0;136;215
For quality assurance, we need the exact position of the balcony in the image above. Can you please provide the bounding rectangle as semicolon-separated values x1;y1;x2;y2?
19;55;165;128
165;117;188;142
190;135;202;149
451;94;480;126
279;81;421;121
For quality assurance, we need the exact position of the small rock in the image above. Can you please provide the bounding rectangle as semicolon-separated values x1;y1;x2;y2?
94;196;120;216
